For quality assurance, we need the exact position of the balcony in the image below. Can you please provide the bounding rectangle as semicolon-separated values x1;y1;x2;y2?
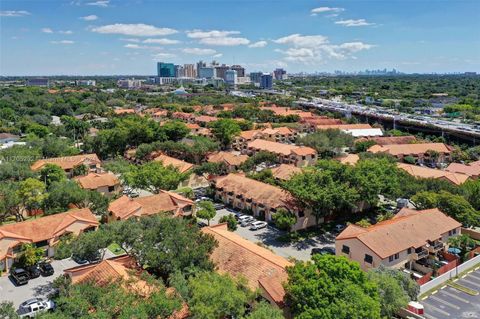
427;241;444;253
413;249;429;260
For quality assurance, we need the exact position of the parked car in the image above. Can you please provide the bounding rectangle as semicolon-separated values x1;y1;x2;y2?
311;247;336;256
237;215;251;222
197;221;208;228
249;221;268;230
334;224;346;232
128;191;140;198
17;298;55;318
38;262;54;276
25;265;41;279
11;268;29;286
213;203;225;210
240;217;255;227
72;251;101;264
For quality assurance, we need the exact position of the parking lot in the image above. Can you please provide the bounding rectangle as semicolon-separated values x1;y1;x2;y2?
421;267;480;319
0;250;115;308
202;208;335;261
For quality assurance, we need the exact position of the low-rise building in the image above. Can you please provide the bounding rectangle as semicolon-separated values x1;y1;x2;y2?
336;154;360;166
270;164;302;181
153;154;194;174
0;208;99;272
335;208;461;271
445;161;480;179
31;154;102;177
367;143;452;164
261;127;298;143
213;173;316;230
107;191;194;222
0;133;20;144
232;130;263;150
207;151;249;172
193;115;217;126
397;163;470;185
245;139;317;167
172;112;195;123
356;135;417;146
74;172;122;196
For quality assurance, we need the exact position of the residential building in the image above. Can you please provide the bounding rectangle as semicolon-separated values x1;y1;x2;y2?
26;78;49;87
114;108;136;115
75;80;96;86
0;208;99;272
207;151;249;172
203;223;292;309
231;65;245;77
445;161;480;179
260;73;273;89
153;154;194;173
232;129;263;150
261;106;314;119
174;65;184;78
261;127;297;143
273;68;287;80
198;66;216;79
193;115;217;126
336;154;360;166
0;133;20;144
367;143;453;164
213;173;316;230
74;172;122;196
245;139;317;167
107;191;194;222
215;64;230;80
196;60;206;77
270;164;302;181
249;72;263;84
157;62;175;77
335;208;461;271
117;79;143;89
172;111;195;123
397;163;470;185
153;154;208;188
225;69;238;86
31;153;101;177
183;64;197;78
356;135;417;146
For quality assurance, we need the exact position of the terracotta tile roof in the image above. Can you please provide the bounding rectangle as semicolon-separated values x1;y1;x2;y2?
270;164;302;180
368;143;452;156
195;115;217;123
316;123;373;130
262;127;295;136
445;162;480;178
0;133;20;140
186;123;201;130
31;154;101;171
74;172;120;190
300;118;343;125
356;135;417;146
109;192;193;220
207;152;249;167
247;139;316;156
214;173;296;210
398;163;470;185
337;154;360;166
153;154;194;173
238;130;263;140
261;106;313;119
336;208;462;259
172;112;194;120
203;224;292;306
114;108;136;115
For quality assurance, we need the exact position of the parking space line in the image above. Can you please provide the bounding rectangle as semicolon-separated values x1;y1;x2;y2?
459;279;480;289
439;289;470;304
424;314;440;319
469;273;480;281
430;295;460;310
424;303;450;317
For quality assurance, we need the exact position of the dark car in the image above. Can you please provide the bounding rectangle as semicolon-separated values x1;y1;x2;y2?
311;247;336;256
197;221;208;228
11;268;29;286
72;254;88;265
25;265;41;279
73;251;101;264
38;262;54;276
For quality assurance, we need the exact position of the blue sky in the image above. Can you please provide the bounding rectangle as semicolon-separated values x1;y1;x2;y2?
1;0;479;75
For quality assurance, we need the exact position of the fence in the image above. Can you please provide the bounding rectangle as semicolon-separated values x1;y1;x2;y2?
419;253;480;295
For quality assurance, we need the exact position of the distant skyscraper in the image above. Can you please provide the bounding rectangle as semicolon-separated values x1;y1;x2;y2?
250;72;263;84
174;65;184;78
231;65;245;77
225;69;237;86
260;73;273;89
198;66;216;79
196;60;206;78
184;64;197;78
273;68;287;80
157;62;175;77
215;64;230;80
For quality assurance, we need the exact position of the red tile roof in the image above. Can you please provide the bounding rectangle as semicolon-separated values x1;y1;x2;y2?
445;162;480;178
247;139;316;156
153;154;194;173
207;151;249;167
270;164;302;180
31;154;101;171
74;172;120;190
398;163;470;185
368;143;452;156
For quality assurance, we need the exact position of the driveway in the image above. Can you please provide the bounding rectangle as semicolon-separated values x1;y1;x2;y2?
0;249;115;308
203;208;335;261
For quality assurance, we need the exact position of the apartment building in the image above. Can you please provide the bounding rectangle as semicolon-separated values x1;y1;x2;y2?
245;139;317;167
31;154;102;177
367;143;453;164
74;172;122;196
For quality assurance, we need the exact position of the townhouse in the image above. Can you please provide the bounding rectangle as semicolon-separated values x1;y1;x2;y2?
397;163;470;185
316;123;383;138
74;172;122;196
336;154;360;166
261;127;298;143
367;143;453;164
0;208;99;272
335;208;461;271
270;164;302;181
193;115;217;126
356;135;417;146
232;130;263;150
107;191;194;222
31;153;102;177
207;151;249;172
445;161;480;179
213;173;316;230
172;112;195;123
153;153;209;188
245;139;317;167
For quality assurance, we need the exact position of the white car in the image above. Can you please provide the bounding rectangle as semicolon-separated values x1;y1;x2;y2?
17;298;55;318
250;221;268;230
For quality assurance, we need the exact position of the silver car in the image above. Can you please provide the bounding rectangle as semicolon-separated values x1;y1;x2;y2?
250;221;268;230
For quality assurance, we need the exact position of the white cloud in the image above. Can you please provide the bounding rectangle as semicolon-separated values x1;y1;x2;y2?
186;30;240;39
124;44;142;49
0;10;30;17
50;40;75;44
143;38;180;45
81;15;98;21
42;28;53;33
91;23;178;36
311;7;344;14
152;53;176;59
213;53;223;58
339;42;374;52
182;48;217;55
59;30;73;34
86;0;109;7
199;36;249;46
120;38;141;42
273;34;328;47
335;19;375;27
249;40;267;48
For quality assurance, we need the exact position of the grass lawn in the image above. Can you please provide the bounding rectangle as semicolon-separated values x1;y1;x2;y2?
107;243;125;255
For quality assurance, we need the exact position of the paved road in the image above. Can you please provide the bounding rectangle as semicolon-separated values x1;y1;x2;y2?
421;267;480;319
0;249;115;308
203;208;335;261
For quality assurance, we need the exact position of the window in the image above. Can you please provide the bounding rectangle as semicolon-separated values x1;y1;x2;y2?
364;254;373;264
407;248;412;254
298;211;305;217
342;245;350;254
389;255;394;262
35;240;48;248
449;229;457;236
108;186;115;192
394;253;399;260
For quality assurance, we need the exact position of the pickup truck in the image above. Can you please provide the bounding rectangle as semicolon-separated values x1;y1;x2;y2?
11;268;29;286
17;298;55;318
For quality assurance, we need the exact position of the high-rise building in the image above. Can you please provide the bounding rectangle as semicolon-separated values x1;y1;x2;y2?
225;70;238;86
174;65;184;78
183;64;197;78
198;66;216;79
196;61;206;78
27;78;49;87
273;68;287;80
157;62;175;77
260;73;273;89
215;64;230;80
249;72;263;84
231;65;245;77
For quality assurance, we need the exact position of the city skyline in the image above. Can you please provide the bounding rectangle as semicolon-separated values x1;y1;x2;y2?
1;0;479;76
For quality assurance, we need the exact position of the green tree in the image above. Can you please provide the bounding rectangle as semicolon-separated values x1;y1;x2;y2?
297;129;355;158
462;179;480;210
72;164;88;177
161;120;190;141
272;208;297;232
39;164;67;187
196;200;216;225
16;177;47;215
188;272;249;319
0;182;23;222
285;255;381;319
70;227;113;261
0;301;19;319
209;119;241;149
246;302;284;319
448;234;476;261
219;214;238;231
125;161;190;193
19;243;44;267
